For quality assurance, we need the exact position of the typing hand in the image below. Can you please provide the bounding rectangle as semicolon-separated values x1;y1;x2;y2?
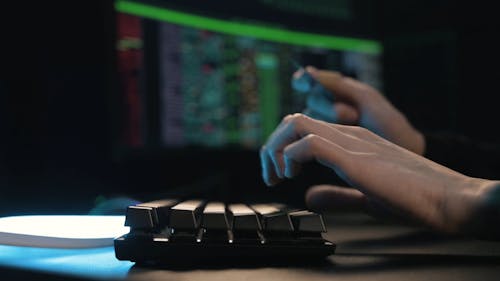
260;113;500;238
299;66;425;155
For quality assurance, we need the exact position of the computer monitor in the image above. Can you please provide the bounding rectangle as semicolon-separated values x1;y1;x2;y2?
112;0;382;203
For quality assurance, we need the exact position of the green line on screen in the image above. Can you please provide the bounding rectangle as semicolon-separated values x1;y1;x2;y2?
257;53;280;142
115;0;382;54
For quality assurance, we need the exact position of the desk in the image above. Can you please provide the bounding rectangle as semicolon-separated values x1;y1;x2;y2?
2;212;500;281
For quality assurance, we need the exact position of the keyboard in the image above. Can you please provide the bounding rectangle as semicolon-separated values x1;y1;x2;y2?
114;199;336;265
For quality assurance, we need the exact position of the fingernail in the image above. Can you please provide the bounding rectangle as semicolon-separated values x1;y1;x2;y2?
265;178;276;187
292;68;304;79
305;66;318;76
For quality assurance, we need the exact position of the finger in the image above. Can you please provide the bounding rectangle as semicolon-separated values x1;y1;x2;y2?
305;89;337;122
260;146;281;186
292;67;304;79
267;114;358;161
333;103;359;125
302;107;325;121
263;114;300;179
329;123;382;143
283;154;302;178
306;185;414;223
305;184;367;212
305;66;364;104
291;68;311;93
305;93;359;124
266;114;368;184
282;133;350;176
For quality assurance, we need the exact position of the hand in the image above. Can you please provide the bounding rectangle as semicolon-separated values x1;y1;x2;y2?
299;66;425;155
260;113;500;238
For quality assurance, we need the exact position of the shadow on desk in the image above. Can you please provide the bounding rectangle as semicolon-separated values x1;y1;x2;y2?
330;253;500;273
127;228;500;276
338;229;460;249
127;255;336;271
127;252;500;272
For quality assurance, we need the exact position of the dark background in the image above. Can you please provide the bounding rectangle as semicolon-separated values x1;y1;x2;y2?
1;0;499;216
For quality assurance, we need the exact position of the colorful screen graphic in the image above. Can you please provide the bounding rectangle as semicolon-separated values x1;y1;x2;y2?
115;0;382;149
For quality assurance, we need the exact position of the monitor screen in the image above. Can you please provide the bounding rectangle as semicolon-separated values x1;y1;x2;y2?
114;0;383;151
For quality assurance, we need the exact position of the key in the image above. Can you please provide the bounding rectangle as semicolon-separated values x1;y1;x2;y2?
288;210;326;233
202;202;230;229
228;203;261;231
251;203;294;232
169;199;205;230
228;203;263;244
199;202;232;243
125;199;178;229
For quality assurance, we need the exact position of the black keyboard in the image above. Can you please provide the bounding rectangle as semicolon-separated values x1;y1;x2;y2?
114;199;336;265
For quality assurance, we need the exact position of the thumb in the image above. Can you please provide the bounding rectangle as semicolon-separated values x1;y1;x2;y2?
306;185;411;223
305;184;367;212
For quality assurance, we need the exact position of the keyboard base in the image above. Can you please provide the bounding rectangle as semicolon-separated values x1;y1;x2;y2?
114;234;336;266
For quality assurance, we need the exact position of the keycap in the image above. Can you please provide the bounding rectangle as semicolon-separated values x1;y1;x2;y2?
202;202;230;229
125;199;178;229
227;203;260;231
226;203;264;243
288;210;326;232
251;203;294;232
169;199;205;230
